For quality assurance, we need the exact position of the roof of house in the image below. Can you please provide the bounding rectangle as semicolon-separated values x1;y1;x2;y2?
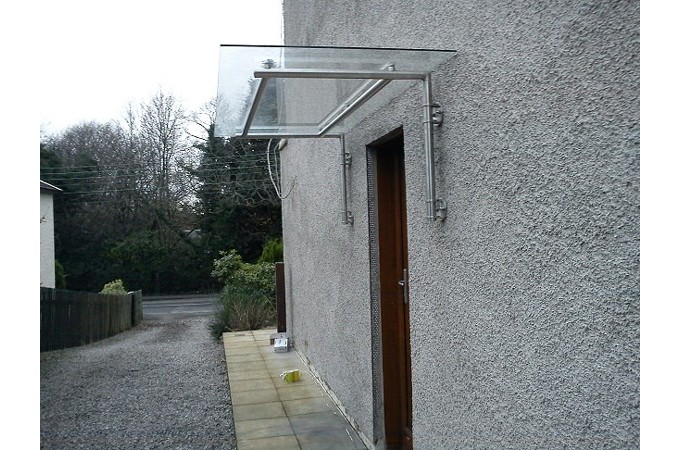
40;180;62;193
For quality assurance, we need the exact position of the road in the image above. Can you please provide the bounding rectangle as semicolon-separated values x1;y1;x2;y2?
142;293;221;320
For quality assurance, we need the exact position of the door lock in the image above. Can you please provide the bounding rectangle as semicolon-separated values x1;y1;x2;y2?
397;268;409;305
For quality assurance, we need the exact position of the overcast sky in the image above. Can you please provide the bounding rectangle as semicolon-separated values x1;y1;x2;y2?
39;0;283;134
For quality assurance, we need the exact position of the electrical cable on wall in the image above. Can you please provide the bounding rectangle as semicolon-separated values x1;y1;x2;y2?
266;139;295;200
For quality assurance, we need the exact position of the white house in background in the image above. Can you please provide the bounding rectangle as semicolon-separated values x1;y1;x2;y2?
40;180;61;288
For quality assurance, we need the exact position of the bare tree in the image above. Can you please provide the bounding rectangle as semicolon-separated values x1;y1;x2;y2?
137;90;190;206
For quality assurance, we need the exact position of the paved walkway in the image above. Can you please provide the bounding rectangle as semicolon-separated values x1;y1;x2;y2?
222;328;366;450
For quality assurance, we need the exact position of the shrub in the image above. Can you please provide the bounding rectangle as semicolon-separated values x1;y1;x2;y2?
258;237;283;263
210;284;275;338
211;249;245;285
212;250;275;298
210;249;277;339
100;279;127;295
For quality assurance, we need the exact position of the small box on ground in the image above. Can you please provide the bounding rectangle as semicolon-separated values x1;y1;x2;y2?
270;332;287;345
274;337;289;352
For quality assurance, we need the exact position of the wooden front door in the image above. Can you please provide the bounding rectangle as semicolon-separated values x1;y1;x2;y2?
375;131;412;450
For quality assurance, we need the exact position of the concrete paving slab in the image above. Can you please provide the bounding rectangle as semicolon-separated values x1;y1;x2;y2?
288;411;349;434
342;424;365;448
259;348;299;358
264;358;301;370
234;416;294;440
237;434;300;450
295;429;360;450
282;396;336;416
233;401;288;421
226;353;264;363
277;384;325;401
229;377;277;393
223;340;259;349
223;346;260;356
260;355;300;365
231;388;280;406
226;360;268;372
223;335;255;342
228;368;271;381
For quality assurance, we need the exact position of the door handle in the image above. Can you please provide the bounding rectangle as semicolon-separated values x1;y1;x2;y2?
397;268;409;304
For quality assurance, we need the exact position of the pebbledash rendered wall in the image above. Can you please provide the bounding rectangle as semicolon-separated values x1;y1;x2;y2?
40;189;57;288
280;1;639;449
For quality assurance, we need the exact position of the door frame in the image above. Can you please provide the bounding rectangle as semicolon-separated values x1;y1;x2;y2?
367;127;413;450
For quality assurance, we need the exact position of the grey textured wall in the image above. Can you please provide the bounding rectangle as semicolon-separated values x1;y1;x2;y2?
40;191;56;288
281;1;639;448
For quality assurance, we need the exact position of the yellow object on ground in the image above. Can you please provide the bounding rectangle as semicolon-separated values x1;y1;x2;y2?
280;369;301;383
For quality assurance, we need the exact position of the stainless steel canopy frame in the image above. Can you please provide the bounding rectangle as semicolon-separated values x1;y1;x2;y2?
215;45;455;222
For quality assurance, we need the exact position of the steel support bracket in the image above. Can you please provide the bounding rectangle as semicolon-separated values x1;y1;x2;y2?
435;198;447;220
422;75;446;222
344;151;352;167
431;102;443;127
340;135;354;226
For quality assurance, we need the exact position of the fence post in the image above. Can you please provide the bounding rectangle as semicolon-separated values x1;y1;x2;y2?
275;262;286;333
130;290;143;326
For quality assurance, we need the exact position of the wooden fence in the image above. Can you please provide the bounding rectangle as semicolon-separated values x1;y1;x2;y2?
40;288;143;352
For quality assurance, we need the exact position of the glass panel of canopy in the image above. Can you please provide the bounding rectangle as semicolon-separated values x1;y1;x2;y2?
215;45;456;138
215;45;457;222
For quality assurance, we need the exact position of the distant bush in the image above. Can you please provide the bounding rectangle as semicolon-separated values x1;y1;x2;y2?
100;279;127;295
211;250;275;298
258;237;283;263
210;249;276;339
55;260;66;289
211;250;244;285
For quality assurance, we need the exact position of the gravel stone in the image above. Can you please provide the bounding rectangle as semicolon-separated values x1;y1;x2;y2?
40;317;236;449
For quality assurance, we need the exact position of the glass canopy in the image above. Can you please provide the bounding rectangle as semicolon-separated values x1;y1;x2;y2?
215;45;457;138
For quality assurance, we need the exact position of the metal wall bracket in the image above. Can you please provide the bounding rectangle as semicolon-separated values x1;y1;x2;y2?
422;76;446;222
435;199;448;220
340;135;354;225
344;152;352;167
431;102;443;127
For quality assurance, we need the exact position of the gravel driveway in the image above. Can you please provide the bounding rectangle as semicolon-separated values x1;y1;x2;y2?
40;317;236;449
